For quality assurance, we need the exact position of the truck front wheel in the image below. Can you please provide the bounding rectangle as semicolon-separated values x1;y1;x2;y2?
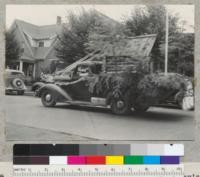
41;90;57;107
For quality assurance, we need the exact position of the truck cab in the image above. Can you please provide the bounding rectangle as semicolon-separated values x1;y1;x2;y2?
54;61;103;82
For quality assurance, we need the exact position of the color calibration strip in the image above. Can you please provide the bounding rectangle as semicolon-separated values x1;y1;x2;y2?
13;155;180;165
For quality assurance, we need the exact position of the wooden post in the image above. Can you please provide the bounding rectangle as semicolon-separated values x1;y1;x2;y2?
33;63;36;79
19;60;23;72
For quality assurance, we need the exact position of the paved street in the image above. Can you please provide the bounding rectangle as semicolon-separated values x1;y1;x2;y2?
4;94;194;141
6;123;94;141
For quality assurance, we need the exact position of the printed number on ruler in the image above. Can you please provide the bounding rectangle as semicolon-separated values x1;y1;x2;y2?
13;165;184;177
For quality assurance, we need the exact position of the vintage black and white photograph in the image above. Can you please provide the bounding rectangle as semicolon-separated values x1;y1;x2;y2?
4;4;194;141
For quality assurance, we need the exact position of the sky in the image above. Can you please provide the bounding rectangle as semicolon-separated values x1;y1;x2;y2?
6;5;194;33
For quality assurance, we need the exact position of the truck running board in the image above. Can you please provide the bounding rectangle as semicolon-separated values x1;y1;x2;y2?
64;97;107;107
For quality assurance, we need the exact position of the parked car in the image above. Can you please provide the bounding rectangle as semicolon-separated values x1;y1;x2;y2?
35;61;194;115
4;69;27;95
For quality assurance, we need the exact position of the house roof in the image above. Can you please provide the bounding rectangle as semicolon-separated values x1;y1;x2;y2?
12;11;120;62
12;19;62;61
20;54;35;61
15;20;62;40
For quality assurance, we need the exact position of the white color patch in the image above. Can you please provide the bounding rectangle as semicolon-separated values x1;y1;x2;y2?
49;156;67;165
164;144;184;156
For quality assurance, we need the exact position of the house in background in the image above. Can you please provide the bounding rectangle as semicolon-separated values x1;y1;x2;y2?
9;16;63;81
8;13;120;81
9;11;158;81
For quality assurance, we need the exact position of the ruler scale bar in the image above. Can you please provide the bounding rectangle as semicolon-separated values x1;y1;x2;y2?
13;165;184;177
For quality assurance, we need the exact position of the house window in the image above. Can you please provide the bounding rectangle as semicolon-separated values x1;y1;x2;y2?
38;41;44;47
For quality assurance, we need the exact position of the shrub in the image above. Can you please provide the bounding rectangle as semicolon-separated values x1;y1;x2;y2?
87;71;188;106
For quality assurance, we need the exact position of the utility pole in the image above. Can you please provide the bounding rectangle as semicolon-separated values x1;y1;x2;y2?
165;8;169;75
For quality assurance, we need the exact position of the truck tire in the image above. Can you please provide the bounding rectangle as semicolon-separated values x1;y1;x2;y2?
110;93;131;115
41;90;56;107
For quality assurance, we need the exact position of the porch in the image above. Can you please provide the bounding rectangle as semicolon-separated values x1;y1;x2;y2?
8;60;36;83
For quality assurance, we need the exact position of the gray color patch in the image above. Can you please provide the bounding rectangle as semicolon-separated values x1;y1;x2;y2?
130;144;147;155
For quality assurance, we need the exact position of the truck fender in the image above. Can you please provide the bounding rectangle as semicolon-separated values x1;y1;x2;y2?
38;84;72;101
32;82;46;91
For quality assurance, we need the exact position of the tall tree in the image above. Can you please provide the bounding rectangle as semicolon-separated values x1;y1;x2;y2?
177;33;194;76
55;9;101;65
5;30;21;68
87;21;128;56
125;5;189;74
159;33;194;76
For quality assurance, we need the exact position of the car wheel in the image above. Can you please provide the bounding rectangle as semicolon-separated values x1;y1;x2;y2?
41;90;56;107
12;78;24;89
133;104;149;113
17;90;24;95
110;94;131;115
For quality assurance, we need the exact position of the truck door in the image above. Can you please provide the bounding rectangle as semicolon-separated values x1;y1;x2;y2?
62;65;93;102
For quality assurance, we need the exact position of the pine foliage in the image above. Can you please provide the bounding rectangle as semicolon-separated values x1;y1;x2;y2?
5;30;21;67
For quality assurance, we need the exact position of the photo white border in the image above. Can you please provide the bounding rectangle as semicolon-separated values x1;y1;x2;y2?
0;0;199;162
